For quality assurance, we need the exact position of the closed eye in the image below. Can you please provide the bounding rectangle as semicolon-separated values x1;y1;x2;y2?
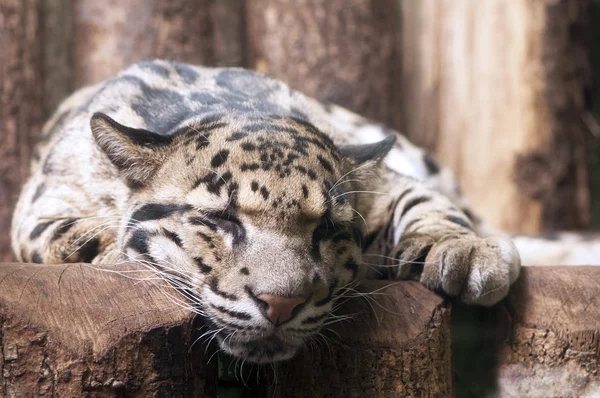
205;211;246;244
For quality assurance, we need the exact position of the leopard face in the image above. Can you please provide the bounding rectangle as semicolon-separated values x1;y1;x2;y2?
92;111;394;363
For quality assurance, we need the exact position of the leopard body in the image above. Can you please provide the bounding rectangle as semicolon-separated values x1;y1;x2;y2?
11;60;520;363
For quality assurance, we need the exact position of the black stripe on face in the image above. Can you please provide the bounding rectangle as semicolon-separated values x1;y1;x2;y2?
193;257;212;273
51;219;76;241
399;196;431;219
301;312;329;325
30;221;56;240
211;304;251;320
127;229;150;255
188;216;218;232
315;279;337;307
162;228;183;247
446;215;473;230
31;183;46;203
131;204;191;223
78;238;100;263
31;251;43;263
210;279;238;300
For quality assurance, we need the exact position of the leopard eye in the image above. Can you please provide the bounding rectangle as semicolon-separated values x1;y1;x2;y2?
313;219;340;241
206;212;246;244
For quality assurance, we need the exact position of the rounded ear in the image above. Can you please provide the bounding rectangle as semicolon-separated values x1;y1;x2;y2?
338;135;396;166
90;112;174;186
337;135;396;185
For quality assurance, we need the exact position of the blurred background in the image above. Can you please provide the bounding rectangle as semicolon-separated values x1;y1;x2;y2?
2;1;598;264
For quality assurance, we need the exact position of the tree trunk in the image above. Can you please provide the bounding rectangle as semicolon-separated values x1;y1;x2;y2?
72;0;245;87
0;0;45;262
245;0;402;128
399;0;594;233
0;263;453;397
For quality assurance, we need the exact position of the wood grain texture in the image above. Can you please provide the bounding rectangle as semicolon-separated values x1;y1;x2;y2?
496;266;600;397
72;0;245;87
399;0;593;233
246;0;401;127
0;0;45;262
0;263;452;397
259;281;452;397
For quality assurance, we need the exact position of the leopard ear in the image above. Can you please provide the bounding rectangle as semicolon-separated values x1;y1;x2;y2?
338;135;396;169
91;112;173;186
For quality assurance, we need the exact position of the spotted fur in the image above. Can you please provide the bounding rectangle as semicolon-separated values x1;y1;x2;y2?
12;60;520;363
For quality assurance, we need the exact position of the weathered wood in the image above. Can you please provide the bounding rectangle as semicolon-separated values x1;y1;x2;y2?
399;0;594;233
72;0;245;87
246;0;401;127
0;0;45;262
258;281;452;397
454;266;600;397
0;263;452;397
0;263;217;396
497;266;600;396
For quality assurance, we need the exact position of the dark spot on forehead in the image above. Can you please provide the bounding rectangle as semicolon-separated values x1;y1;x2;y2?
211;150;230;168
317;155;333;173
302;185;309;198
251;181;259;192
240;267;250;275
226;131;248;141
260;186;269;200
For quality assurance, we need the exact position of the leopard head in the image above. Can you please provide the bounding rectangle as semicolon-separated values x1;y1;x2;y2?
91;111;395;363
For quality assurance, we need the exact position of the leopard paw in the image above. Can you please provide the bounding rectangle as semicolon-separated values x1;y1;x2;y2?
390;234;521;306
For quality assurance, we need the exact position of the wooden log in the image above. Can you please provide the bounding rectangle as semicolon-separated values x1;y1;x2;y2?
0;263;452;397
72;0;245;87
399;0;594;233
0;263;217;396
497;266;600;396
454;266;600;397
0;0;45;262
257;281;453;397
245;0;402;127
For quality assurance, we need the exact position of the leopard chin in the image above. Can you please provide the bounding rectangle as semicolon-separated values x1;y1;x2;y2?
217;332;304;364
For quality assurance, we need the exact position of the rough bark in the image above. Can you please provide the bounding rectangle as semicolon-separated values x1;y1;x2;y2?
0;263;452;397
72;0;245;87
399;0;594;233
496;266;600;397
0;0;45;262
258;281;452;397
246;0;401;128
454;266;600;397
0;263;217;397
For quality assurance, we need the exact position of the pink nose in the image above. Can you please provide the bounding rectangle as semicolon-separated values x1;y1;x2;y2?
256;293;306;325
